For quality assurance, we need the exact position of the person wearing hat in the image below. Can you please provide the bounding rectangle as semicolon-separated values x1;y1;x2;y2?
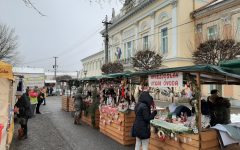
14;91;31;139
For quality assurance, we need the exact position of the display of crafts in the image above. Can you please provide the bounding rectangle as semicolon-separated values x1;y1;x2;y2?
99;79;136;113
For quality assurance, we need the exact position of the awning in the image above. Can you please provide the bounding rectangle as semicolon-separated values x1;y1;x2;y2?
131;65;240;85
220;59;240;75
0;61;14;80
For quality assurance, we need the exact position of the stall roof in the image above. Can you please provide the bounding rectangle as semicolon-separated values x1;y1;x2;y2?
220;60;240;75
131;65;240;85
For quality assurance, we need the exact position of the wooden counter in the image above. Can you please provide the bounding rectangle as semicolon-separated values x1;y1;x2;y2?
149;129;220;150
81;110;100;128
100;111;136;145
62;96;69;111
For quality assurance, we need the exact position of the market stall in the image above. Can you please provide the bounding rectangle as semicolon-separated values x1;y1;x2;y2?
61;79;80;112
131;65;240;150
80;77;100;128
98;72;137;145
0;61;15;150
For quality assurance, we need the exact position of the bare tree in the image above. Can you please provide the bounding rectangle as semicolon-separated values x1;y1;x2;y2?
0;24;18;64
192;39;240;65
131;50;162;71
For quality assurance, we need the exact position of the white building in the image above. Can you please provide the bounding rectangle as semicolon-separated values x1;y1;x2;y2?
81;50;104;77
45;71;78;80
13;67;45;88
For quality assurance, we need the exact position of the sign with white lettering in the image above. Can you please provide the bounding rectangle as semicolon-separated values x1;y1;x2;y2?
148;72;183;87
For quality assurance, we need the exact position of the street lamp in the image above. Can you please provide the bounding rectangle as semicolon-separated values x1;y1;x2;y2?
83;70;87;78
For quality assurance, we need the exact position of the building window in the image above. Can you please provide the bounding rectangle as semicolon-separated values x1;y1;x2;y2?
161;28;168;54
208;25;218;40
238;17;240;41
124;41;133;59
196;24;202;33
108;50;111;62
143;36;148;50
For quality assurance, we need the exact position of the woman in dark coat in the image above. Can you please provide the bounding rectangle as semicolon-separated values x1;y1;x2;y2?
133;85;157;150
14;91;31;139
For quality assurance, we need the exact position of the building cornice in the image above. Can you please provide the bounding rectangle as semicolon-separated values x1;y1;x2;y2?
102;0;173;36
191;0;240;19
81;50;104;62
101;0;160;34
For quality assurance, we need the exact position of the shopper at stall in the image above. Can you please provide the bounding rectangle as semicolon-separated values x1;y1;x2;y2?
36;88;45;114
29;88;38;117
73;86;88;125
14;91;31;139
133;83;157;150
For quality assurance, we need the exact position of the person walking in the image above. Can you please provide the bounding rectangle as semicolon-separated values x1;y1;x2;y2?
132;83;157;150
29;88;38;117
36;88;45;114
14;91;31;139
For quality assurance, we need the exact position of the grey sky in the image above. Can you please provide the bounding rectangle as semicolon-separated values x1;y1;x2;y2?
0;0;122;72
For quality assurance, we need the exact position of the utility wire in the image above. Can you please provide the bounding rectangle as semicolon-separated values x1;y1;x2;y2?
56;26;103;58
21;14;235;66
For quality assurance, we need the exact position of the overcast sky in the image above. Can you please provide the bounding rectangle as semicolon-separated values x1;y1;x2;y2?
0;0;122;72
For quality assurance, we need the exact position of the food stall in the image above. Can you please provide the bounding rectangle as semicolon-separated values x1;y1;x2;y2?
0;61;16;150
99;72;136;145
131;65;240;150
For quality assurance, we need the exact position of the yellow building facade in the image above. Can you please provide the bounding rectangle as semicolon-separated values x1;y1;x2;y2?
191;0;240;101
104;0;212;69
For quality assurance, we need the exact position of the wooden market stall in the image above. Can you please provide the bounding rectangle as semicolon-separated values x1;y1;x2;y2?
80;77;100;128
98;72;136;145
131;64;240;150
0;61;16;150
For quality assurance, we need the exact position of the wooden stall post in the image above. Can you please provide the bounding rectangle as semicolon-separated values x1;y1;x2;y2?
196;72;202;149
171;87;174;103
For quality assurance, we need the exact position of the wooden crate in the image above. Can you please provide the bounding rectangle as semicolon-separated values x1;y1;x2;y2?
62;96;69;111
69;97;75;112
81;110;100;128
149;129;220;150
100;111;136;146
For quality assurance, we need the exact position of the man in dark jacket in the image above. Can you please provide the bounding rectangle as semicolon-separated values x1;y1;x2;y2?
133;84;157;150
14;91;31;139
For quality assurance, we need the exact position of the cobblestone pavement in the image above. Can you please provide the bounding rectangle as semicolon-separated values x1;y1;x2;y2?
11;96;134;150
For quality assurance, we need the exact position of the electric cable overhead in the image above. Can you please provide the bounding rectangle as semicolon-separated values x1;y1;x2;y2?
21;13;229;67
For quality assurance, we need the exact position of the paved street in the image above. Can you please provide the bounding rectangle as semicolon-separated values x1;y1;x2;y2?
10;96;134;150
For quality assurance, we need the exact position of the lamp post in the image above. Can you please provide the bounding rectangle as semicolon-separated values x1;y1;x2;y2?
83;70;87;78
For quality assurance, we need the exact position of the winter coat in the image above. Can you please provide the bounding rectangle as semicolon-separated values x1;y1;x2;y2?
208;97;231;126
15;93;31;118
74;93;88;111
133;91;157;139
173;105;191;117
37;92;45;104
